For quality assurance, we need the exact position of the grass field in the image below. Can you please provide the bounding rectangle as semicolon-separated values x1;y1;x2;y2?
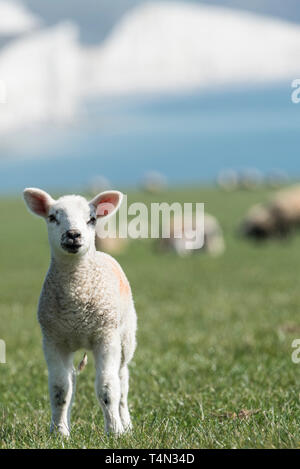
0;186;300;449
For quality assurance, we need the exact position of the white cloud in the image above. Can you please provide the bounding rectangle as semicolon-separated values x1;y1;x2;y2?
0;0;40;35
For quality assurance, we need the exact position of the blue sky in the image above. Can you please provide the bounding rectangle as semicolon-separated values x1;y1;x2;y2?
23;0;300;43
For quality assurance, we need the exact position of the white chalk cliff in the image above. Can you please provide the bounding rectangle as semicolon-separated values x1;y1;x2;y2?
0;1;300;132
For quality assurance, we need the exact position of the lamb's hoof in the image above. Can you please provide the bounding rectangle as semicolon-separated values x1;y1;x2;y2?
106;422;125;437
50;423;70;438
122;420;133;433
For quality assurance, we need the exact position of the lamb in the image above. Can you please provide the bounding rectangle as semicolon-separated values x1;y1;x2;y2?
240;185;300;241
23;188;137;438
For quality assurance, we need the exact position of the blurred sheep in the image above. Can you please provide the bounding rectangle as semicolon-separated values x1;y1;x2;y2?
89;176;111;196
95;224;129;255
157;213;225;257
240;185;300;241
240;203;277;240
142;171;167;194
266;169;289;189
239;168;263;191
218;168;263;192
217;169;239;192
96;235;129;255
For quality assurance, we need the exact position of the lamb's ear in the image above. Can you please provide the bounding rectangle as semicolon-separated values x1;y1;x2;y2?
23;188;54;218
89;191;123;219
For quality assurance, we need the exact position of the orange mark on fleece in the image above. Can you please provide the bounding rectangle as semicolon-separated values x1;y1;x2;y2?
109;259;131;296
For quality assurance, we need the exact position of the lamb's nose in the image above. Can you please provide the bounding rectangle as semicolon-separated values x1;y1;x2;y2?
66;230;81;240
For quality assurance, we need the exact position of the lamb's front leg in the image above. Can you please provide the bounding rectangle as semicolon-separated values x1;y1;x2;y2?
43;339;75;438
93;335;124;435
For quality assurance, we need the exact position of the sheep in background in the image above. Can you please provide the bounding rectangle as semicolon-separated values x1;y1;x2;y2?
23;188;137;438
217;168;263;192
142;171;167;194
157;213;225;257
240;203;278;240
240;185;300;241
239;168;263;191
203;214;225;256
271;186;300;229
217;169;239;192
96;234;129;255
88;175;111;196
266;169;289;189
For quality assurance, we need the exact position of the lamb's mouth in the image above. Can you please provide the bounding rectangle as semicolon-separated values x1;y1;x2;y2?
61;243;82;254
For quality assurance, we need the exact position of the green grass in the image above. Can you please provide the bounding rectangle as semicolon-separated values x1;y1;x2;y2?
0;186;300;449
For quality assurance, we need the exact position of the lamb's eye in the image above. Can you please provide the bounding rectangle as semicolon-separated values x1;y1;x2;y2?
88;216;97;226
48;214;58;223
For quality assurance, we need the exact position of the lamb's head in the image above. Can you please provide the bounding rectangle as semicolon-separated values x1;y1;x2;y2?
23;188;123;259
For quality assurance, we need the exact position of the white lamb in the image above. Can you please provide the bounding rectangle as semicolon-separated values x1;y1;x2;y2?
23;188;137;438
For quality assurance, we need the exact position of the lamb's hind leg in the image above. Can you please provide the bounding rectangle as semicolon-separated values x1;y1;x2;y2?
93;334;124;435
119;364;132;431
119;308;137;431
43;340;74;438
